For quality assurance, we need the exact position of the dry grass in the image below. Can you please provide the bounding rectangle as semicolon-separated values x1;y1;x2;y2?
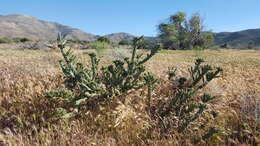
0;48;259;145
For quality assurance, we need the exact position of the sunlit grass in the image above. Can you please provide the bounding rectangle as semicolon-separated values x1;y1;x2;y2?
0;48;259;145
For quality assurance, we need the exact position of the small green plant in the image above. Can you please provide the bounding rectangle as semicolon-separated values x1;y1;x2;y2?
167;67;177;80
0;37;13;44
144;72;158;108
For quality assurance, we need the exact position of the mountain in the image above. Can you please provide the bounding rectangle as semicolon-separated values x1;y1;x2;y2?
214;29;260;48
104;33;160;43
104;33;135;42
0;14;97;41
105;30;260;48
0;14;260;48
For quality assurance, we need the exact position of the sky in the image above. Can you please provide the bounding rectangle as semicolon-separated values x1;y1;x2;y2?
0;0;260;36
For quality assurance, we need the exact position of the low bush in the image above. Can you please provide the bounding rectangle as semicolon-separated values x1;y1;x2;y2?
0;37;31;44
0;38;13;44
89;41;112;50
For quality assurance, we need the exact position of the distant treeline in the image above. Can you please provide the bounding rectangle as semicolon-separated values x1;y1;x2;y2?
0;37;31;44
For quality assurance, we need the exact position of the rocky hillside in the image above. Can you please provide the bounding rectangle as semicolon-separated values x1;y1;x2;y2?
214;29;260;47
104;33;135;42
0;14;97;41
104;33;160;43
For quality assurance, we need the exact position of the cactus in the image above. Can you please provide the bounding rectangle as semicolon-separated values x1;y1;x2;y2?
144;72;158;108
101;36;160;97
157;58;223;135
56;33;106;108
167;67;177;80
47;34;159;118
59;47;105;99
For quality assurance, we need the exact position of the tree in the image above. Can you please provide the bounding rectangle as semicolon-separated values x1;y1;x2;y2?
248;41;255;49
159;12;188;50
202;32;214;49
188;14;204;48
97;37;110;43
118;40;130;45
158;12;214;50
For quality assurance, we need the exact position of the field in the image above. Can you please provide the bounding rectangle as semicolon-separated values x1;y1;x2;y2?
0;48;260;145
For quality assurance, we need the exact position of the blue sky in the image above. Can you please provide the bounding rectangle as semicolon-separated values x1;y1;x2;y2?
1;0;259;36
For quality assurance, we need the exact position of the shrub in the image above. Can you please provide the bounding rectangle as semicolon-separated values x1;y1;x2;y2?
19;37;31;43
220;43;230;49
0;37;31;44
247;41;256;49
89;41;110;50
0;38;13;44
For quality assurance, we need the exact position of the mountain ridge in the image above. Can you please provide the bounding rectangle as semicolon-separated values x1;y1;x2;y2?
0;14;97;41
0;14;260;47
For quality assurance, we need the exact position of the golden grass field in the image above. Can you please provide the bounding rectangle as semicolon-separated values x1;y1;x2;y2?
0;48;259;145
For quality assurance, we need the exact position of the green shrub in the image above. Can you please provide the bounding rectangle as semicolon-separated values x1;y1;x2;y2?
89;41;109;50
19;37;31;43
67;39;88;45
0;37;31;44
89;41;112;56
0;38;13;44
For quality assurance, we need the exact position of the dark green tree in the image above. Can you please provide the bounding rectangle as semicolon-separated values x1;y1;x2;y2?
158;12;214;50
248;41;255;49
97;36;110;43
118;40;130;45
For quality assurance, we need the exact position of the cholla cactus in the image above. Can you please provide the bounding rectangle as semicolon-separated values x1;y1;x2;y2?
47;34;159;118
157;58;222;135
167;67;177;80
57;33;105;105
101;36;160;97
144;72;158;108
